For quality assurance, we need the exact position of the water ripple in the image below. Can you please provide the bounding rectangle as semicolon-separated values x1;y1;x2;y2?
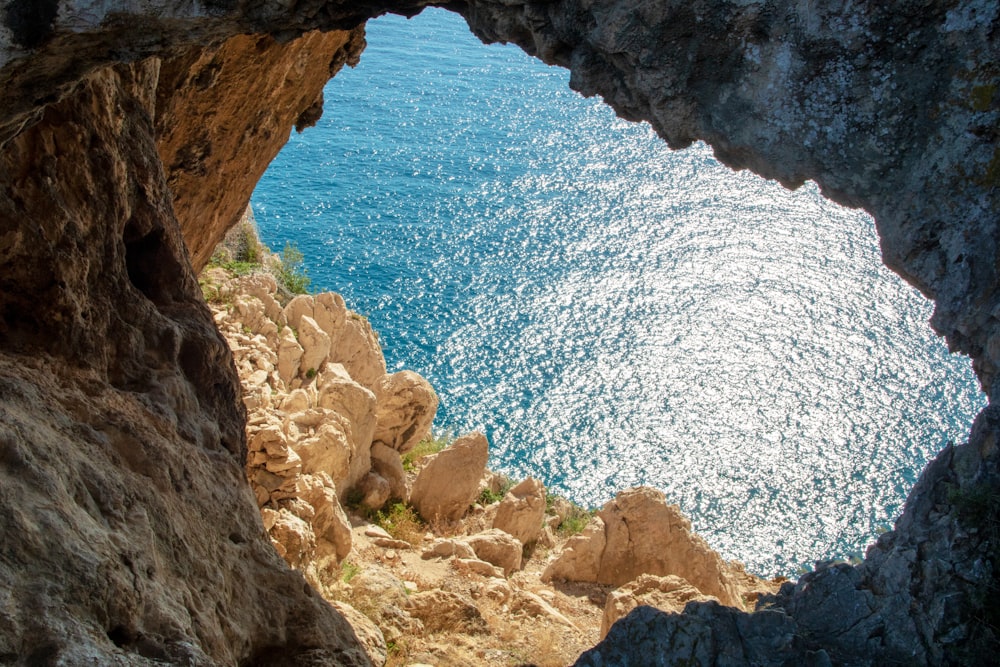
252;8;985;575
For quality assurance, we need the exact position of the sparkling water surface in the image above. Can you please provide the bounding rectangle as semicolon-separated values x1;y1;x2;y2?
251;8;985;575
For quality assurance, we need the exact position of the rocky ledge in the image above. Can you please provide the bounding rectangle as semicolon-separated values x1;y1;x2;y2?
202;259;778;665
0;0;997;664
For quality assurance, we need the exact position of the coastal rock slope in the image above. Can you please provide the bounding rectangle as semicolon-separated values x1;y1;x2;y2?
0;0;997;665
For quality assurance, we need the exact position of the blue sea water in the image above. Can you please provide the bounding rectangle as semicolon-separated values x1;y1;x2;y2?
251;8;986;575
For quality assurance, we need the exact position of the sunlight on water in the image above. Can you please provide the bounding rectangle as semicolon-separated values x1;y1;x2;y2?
252;8;985;575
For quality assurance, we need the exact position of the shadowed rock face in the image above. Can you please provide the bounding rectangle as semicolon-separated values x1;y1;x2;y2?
0;0;997;664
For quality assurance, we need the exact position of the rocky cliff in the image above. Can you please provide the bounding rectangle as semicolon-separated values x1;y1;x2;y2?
0;0;997;665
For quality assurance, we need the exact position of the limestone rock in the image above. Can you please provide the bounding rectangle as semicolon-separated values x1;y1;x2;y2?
371;442;408;502
297;315;331;377
290;406;373;497
493;477;546;546
330;314;387;390
600;574;717;639
410;432;489;524
512;591;577;630
357;471;391;510
2;0;1000;663
276;327;304;386
313;292;349;338
422;538;477;561
294;474;352;562
350;568;410;609
543;487;743;607
373;370;439;454
284;295;316;331
330;601;388;667
541;517;606;584
466;529;523;576
452;558;506;579
269;509;317;569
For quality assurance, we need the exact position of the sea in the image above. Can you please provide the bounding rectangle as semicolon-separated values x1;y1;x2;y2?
251;8;986;576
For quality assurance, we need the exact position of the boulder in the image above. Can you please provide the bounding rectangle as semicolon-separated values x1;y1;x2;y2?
294;473;352;562
283;294;315;330
466;529;523;575
330;602;387;667
357;471;391;510
372;371;439;454
276;326;304;386
297;315;331;377
312;292;348;339
493;477;546;545
286;399;374;497
512;591;577;629
421;538;477;561
541;517;606;584
452;558;505;579
541;487;743;607
268;509;315;569
370;442;407;501
409;432;489;524
600;574;717;639
329;314;386;390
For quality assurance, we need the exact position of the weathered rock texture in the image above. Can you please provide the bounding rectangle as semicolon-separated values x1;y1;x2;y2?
542;487;748;608
0;0;998;664
0;59;371;664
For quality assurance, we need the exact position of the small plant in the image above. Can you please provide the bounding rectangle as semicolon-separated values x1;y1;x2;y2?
375;502;425;544
478;477;513;505
275;241;311;295
305;367;317;379
557;503;595;537
340;560;360;583
233;220;262;264
221;260;259;276
401;432;450;471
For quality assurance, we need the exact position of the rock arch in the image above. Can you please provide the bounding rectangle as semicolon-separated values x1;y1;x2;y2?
0;1;996;663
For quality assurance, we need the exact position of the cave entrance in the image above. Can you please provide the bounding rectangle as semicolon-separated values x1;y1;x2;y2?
249;8;984;576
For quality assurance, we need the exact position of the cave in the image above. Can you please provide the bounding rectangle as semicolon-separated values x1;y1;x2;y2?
0;1;998;665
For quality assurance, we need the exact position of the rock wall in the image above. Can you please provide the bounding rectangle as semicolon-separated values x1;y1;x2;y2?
0;0;997;665
0;58;371;664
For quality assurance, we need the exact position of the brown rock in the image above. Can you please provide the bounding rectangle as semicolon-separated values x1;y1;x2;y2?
373;370;439;454
466;529;523;575
422;539;477;561
330;601;388;667
371;442;408;501
493;477;546;545
600;574;717;639
294;474;353;562
512;591;578;629
156;30;366;272
330;314;387;390
452;558;506;579
410;432;489;524
269;509;317;569
276;327;304;386
358;471;391;510
297;315;331;377
541;487;743;607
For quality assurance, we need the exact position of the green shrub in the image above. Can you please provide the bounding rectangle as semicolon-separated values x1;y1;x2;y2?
276;241;311;295
340;561;360;583
478;477;513;505
375;503;425;544
401;432;450;472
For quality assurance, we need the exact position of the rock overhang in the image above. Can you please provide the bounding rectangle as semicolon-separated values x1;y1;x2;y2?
0;0;997;664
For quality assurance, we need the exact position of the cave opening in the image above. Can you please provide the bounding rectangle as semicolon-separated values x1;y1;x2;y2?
247;8;985;576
